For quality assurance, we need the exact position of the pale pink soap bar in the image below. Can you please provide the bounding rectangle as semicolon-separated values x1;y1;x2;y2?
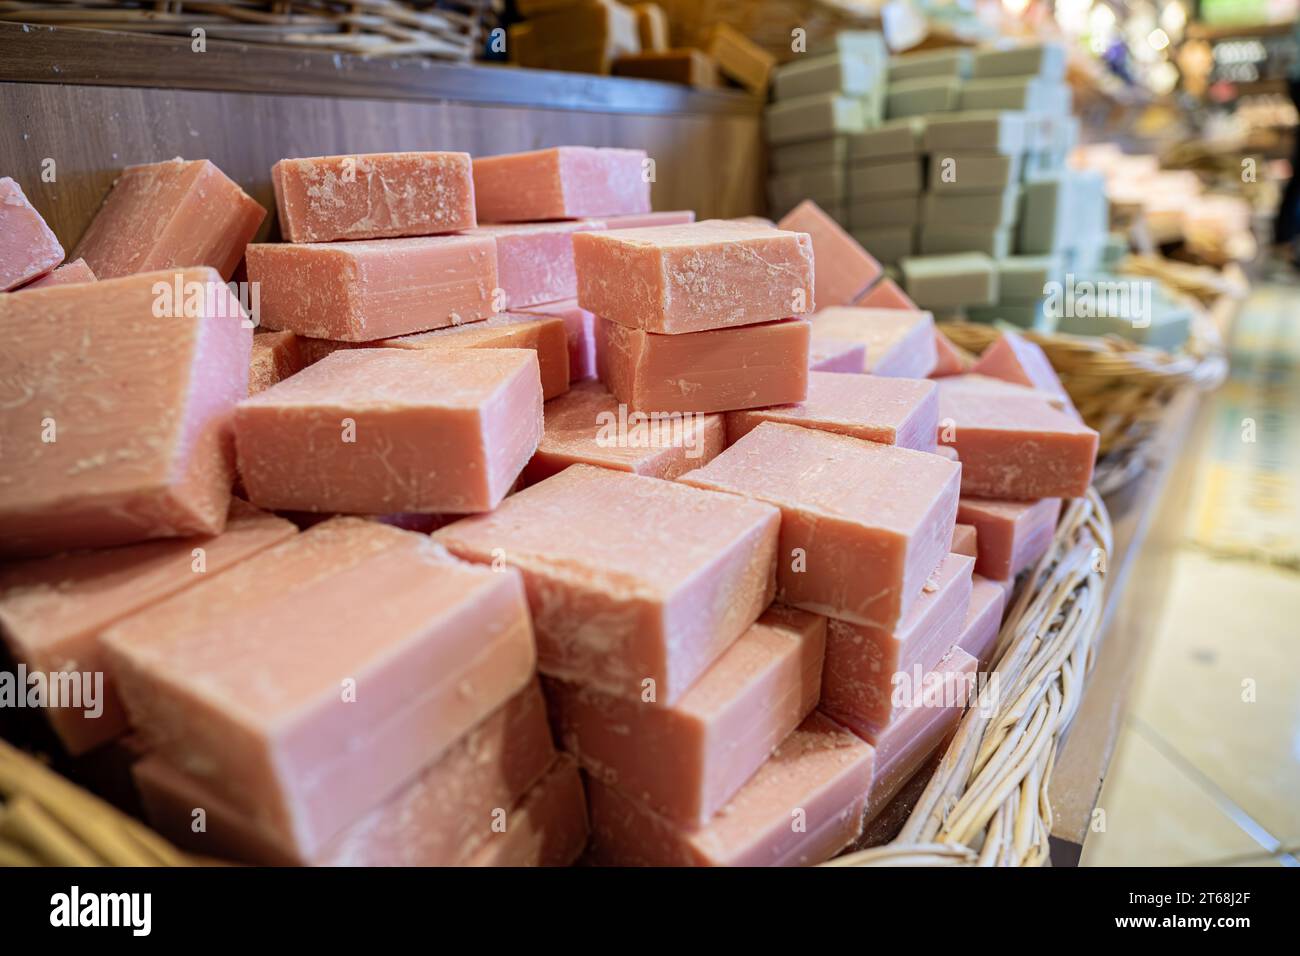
820;553;975;742
467;755;590;867
809;307;938;378
809;337;867;372
0;501;295;756
246;234;497;341
779;200;882;308
471;220;601;309
519;298;596;382
0;176;64;290
520;380;724;486
937;372;1068;412
679;422;961;630
951;522;978;557
381;310;569;400
725;371;937;452
433;464;780;703
248;330;304;396
853;276;917;310
598;210;696;230
932;329;968;376
236;348;542;514
957;496;1062;580
937;389;1097;499
272;151;475;242
574;220;816;334
547;605;825;828
596;316;811;414
970;331;1074;411
0;268;251;559
586;711;875;867
19;258;96;290
473;146;650;222
73;159;265;281
101;518;537;858
134;678;556;866
956;576;1007;667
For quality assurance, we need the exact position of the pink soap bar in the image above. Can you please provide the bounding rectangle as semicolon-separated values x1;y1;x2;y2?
547;605;825;827
932;329;968;376
970;331;1072;409
0;501;295;755
809;307;938;378
937;373;1068;412
473;146;650;222
599;210;696;230
938;389;1097;499
466;755;590;867
471;219;603;309
518;298;596;382
821;553;974;742
680;422;960;629
19;258;96;290
520;380;724;486
272;151;475;242
934;445;959;463
725;371;937;452
101;518;537;858
809;337;867;372
596;316;811;414
246;234;497;341
0;268;250;559
957;496;1062;580
853;276;917;310
434;464;779;703
951;522;977;557
586;711;875;867
0;176;64;290
574;219;816;334
73;159;265;281
381;310;569;400
779;200;882;307
247;330;304;396
134;678;556;866
957;576;1007;668
236;348;542;514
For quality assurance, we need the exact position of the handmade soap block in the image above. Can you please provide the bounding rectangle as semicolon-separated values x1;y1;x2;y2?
932;330;968;376
924;189;1021;227
765;94;865;145
272;152;475;242
808;307;937;378
778;200;882;308
888;48;971;81
434;464;779;703
922;110;1027;155
809;338;867;372
510;0;639;74
247;330;303;396
848;118;925;160
73;159;265;281
768;167;845;216
957;577;1008;667
472;146;649;222
957;496;1062;580
587;711;873;866
0;268;250;559
236;348;542;514
613;50;719;86
19;258;95;290
632;2;668;50
854;276;916;310
973;43;1066;80
596;316;811;414
937;389;1097;499
381;310;570;401
900;253;998;310
574;219;815;334
598;210;696;230
918;224;1012;259
937;373;1068;413
680;422;960;629
849;226;914;265
246;234;497;342
466;755;589;867
848;195;921;229
0;177;64;290
970;332;1072;411
725;371;937;452
961;77;1069;113
771;137;848;174
520;381;724;485
997;255;1063;302
927;154;1021;194
101;518;537;859
519;298;596;381
886;77;960;118
548;605;824;827
848;160;923;199
0;501;295;755
951;523;977;557
774;53;876;99
707;23;776;95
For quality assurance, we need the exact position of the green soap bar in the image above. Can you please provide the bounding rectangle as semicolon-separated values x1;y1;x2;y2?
900;252;998;309
774;53;880;100
766;94;865;145
859;87;886;127
847;117;926;160
918;224;1012;258
960;77;1071;113
921;110;1028;155
972;43;1066;81
848;158;923;198
768;166;845;212
928;153;1021;193
850;225;915;265
996;254;1063;300
885;77;961;119
813;30;888;69
888;48;972;81
966;301;1054;331
924;188;1021;227
1055;306;1191;351
1017;175;1070;254
849;195;922;229
770;136;848;174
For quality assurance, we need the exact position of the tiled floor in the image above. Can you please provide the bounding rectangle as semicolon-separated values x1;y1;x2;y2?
1082;277;1300;867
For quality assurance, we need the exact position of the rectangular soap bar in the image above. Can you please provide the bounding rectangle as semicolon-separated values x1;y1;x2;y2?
809;307;938;378
937;373;1068;413
951;522;977;557
466;755;589;867
633;2;668;50
248;330;304;396
0;268;250;559
707;22;776;94
768;167;845;217
922;110;1028;154
725;371;938;452
0;177;64;290
918;224;1012;259
19;258;95;290
809;337;867;372
848;195;921;229
997;255;1063;302
927;153;1022;193
236;348;542;514
510;0;639;74
848;118;926;160
957;576;1007;667
679;422;960;629
246;234;497;342
101;518;537;859
599;210;696;230
613;49;719;86
471;219;599;310
886;77;960;118
434;464;778;703
771;137;848;173
518;298;596;382
778;200;882;308
381;310;570;401
472;146;649;222
587;711;874;866
548;605;825;827
520;380;724;485
888;48;971;81
972;43;1066;80
821;553;974;741
900;253;999;310
272;152;475;242
854;276;917;310
848;226;914;266
595;316;811;414
848;159;923;199
0;501;295;755
961;77;1070;113
574;219;815;334
924;189;1020;227
73;159;265;281
957;496;1062;580
765;94;865;145
773;53;877;100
